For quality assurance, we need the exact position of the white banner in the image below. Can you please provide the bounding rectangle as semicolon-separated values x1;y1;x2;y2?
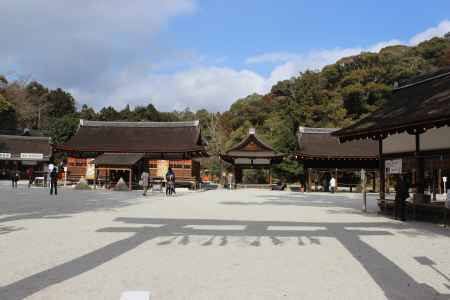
0;153;11;159
85;158;96;180
20;153;44;160
385;159;402;174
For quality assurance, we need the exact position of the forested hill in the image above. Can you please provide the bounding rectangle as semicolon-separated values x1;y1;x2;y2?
1;34;450;179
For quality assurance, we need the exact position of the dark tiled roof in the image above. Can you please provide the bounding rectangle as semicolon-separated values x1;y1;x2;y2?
221;129;284;164
333;70;450;142
0;135;52;159
296;127;378;159
0;129;47;136
94;153;144;166
225;128;283;157
57;120;207;153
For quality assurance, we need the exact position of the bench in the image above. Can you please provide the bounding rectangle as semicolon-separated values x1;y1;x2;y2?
34;176;46;187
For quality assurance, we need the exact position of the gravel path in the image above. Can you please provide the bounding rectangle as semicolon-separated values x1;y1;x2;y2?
0;184;449;300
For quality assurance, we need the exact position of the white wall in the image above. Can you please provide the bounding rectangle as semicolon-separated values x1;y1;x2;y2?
383;126;450;154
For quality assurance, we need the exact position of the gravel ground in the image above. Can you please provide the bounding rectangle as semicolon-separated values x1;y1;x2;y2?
0;182;449;300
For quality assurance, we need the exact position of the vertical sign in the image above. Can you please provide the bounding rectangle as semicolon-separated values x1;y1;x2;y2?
156;160;169;177
85;158;96;180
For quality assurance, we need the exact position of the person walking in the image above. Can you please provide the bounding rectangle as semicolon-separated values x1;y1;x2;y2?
165;167;176;196
49;167;58;195
26;167;33;188
141;170;149;196
330;176;336;193
11;169;19;189
394;175;409;221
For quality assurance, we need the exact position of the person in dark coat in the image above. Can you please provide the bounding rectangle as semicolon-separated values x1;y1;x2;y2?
165;167;176;196
394;175;409;221
50;167;58;195
26;167;34;188
11;170;19;189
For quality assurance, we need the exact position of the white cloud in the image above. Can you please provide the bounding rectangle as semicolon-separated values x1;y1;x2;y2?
2;3;450;114
245;52;300;64
71;67;266;112
32;17;450;112
409;20;450;45
368;39;403;52
0;0;196;88
247;20;450;93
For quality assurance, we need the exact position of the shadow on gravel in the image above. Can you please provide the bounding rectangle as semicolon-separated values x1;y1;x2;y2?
0;188;141;224
0;225;23;235
222;192;378;211
1;217;449;300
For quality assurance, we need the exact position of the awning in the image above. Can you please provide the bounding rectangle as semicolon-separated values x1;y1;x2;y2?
94;153;144;166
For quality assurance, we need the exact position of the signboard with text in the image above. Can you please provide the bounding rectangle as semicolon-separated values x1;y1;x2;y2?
20;153;44;160
85;158;96;180
385;159;402;174
156;160;169;178
0;153;12;159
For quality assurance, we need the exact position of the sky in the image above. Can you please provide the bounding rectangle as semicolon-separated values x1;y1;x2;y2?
1;1;450;112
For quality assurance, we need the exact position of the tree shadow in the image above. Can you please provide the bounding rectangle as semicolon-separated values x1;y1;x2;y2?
1;217;449;300
0;225;23;235
221;192;378;211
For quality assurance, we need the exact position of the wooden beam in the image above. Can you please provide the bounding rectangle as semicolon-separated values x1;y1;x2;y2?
378;138;385;201
415;133;425;199
129;168;132;191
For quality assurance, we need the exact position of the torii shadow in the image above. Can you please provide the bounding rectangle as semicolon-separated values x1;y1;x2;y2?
1;218;449;300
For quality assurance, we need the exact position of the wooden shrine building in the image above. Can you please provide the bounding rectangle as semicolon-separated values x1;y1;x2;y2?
220;128;284;187
0;134;52;180
334;68;450;215
56;120;208;190
295;127;379;192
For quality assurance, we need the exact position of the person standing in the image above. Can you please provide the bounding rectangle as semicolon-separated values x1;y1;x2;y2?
26;167;33;188
330;176;336;193
141;170;149;196
11;169;19;189
47;162;55;187
50;167;58;195
394;175;408;221
165;167;176;196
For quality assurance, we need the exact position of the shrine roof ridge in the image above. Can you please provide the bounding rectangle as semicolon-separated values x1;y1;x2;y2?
0;135;50;141
299;127;339;134
80;119;200;128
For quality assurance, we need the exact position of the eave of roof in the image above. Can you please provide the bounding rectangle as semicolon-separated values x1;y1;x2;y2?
55;144;208;153
297;126;378;158
94;153;145;166
333;70;450;142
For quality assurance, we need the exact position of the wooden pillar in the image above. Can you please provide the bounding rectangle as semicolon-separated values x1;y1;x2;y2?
349;174;353;192
234;166;243;184
438;168;442;194
432;169;437;201
415;133;425;200
306;168;312;192
372;171;376;193
268;168;272;185
94;169;97;190
129;168;132;191
106;169;110;189
378;138;385;201
335;168;339;192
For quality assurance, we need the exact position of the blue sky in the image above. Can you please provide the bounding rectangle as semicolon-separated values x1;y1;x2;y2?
1;0;450;112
